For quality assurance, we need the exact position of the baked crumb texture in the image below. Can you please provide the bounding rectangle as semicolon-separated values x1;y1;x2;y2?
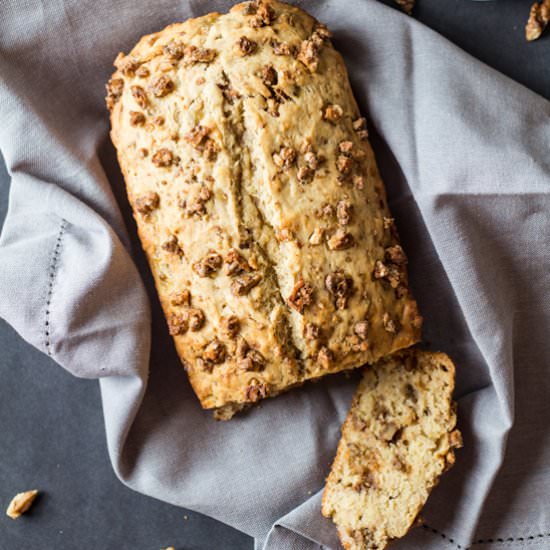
107;0;422;417
322;350;462;550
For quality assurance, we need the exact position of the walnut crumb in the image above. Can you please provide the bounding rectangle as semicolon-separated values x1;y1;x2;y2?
203;339;226;364
221;315;240;338
188;308;205;331
168;313;188;336
236;337;265;371
272;40;296;56
163;40;185;60
336;155;353;175
317;346;334;368
297;166;314;183
134;191;159;215
309;227;324;246
288;279;314;314
385;244;407;265
170;289;191;307
245;378;267;402
336;200;353;225
225;248;250;276
247;0;276;27
261;65;278;86
382;312;398;334
323;104;344;122
193;251;223;277
161;234;183;256
130;85;148;109
105;78;124;111
114;53;141;76
184;45;217;63
152;148;173;167
149;75;174;97
231;273;262;296
526;0;550;41
327;229;355;251
272;146;296;169
237;36;258;55
325;270;354;309
354;321;368;340
129;111;145;127
6;490;38;519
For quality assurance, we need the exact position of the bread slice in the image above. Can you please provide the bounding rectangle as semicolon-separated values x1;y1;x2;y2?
322;350;462;550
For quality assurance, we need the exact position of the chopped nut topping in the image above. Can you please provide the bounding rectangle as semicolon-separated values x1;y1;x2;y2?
163;40;185;60
130;85;148;109
168;313;188;336
304;322;320;340
225;248;250;276
247;0;276;27
449;429;464;448
188;308;205;331
152;148;173;167
184;45;217;63
317;346;334;368
288;279;314;314
136;65;150;78
129;111;146;126
353;175;364;189
373;260;402;288
236;337;265;371
327;229;355;251
385;244;407;265
231;273;262;295
114;53;141;76
193;251;223;277
221;315;240;338
297;26;330;73
338;140;354;155
245;378;267;402
272;40;296;56
321;204;335;218
261;65;278;86
185;125;219;160
203;339;226;364
149;75;174;97
325;270;354;309
272;146;296;169
323;104;344;122
134;191;160;215
353;117;367;131
6;490;38;519
382;312;398;334
303;151;321;170
237;36;258;55
354;321;368;340
170;289;191;306
161;234;183;256
105;78;124;111
297;166;314;183
308;227;324;246
182;185;213;217
336;200;353;225
336;155;353;175
526;0;550;41
395;0;415;15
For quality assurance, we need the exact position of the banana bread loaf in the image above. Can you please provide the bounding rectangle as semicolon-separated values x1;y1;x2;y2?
322;350;462;549
107;0;422;417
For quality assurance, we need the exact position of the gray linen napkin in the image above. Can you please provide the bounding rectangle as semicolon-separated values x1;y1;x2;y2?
1;1;549;549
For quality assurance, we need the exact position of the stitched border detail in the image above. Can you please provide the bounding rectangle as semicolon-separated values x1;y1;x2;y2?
423;524;550;549
44;219;67;356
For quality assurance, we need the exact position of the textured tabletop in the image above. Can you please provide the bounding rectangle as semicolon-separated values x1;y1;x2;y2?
0;1;548;549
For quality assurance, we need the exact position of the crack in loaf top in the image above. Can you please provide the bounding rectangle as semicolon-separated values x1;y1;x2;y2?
107;0;422;416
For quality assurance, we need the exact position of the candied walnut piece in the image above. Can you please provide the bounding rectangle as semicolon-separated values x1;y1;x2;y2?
184;45;217;63
231;273;262;296
297;166;314;183
382;312;398;334
327;229;355;251
385;244;407;265
336;200;353;225
152;148;173;167
134;191;160;215
168;313;188;336
526;0;550;41
309;227;324;246
261;65;278;86
185;125;219;160
221;315;240;338
272;146;296;169
304;322;320;340
193;251;223;277
323;103;344;122
225;248;250;276
130;85;148;109
338;140;354;155
161;234;183;256
303;151;321;170
317;346;334;369
114;53;141;76
6;490;38;519
236;337;266;371
163;39;185;60
247;0;276;27
237;36;258;56
272;40;295;56
203;339;226;364
353;175;364;189
288;279;314;314
373;260;402;288
325;270;354;309
129;111;146;126
105;77;124;110
298;26;330;72
149;75;174;97
245;378;267;402
136;65;150;78
395;0;415;15
182;185;213;217
336;155;353;175
352;116;369;140
354;321;369;340
188;308;205;331
170;289;191;306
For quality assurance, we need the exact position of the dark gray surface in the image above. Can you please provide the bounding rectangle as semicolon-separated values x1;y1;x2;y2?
0;2;548;550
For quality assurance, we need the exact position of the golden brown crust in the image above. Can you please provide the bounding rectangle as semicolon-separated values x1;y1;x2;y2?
107;0;422;415
322;350;461;550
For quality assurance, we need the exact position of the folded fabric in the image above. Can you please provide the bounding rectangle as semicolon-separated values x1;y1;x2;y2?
0;1;549;549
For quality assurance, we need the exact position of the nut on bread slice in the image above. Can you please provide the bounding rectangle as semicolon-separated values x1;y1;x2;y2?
322;349;462;550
